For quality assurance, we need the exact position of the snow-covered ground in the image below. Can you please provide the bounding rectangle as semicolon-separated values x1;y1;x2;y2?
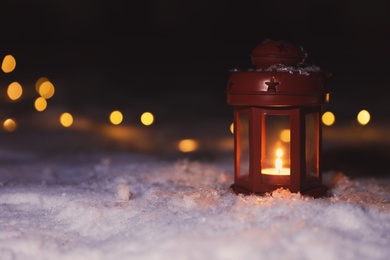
0;126;389;260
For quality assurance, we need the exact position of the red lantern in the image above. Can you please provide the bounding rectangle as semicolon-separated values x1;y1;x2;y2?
226;40;331;197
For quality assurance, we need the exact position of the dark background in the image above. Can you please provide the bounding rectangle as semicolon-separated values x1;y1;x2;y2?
1;0;390;120
1;0;390;177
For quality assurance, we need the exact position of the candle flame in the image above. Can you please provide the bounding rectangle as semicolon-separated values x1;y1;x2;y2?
262;148;290;176
275;157;282;173
275;148;283;173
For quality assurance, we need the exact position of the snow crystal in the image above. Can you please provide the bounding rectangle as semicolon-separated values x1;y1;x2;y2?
116;183;131;201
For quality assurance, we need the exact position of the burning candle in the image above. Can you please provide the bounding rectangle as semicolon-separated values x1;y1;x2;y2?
262;148;290;175
262;148;290;185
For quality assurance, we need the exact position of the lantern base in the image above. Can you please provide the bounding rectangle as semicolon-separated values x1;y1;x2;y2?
230;184;329;198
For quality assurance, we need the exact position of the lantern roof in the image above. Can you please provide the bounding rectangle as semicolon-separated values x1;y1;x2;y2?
226;39;331;107
251;40;307;69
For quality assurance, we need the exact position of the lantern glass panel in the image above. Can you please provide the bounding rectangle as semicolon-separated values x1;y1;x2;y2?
237;112;249;180
305;112;319;178
261;114;290;176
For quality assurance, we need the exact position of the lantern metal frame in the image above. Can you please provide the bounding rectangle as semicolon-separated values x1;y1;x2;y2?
226;40;331;197
231;105;327;197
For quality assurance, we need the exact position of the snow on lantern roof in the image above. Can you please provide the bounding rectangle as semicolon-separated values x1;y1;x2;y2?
230;64;322;76
230;40;326;75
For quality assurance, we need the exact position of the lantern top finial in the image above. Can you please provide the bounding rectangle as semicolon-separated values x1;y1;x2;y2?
251;40;307;69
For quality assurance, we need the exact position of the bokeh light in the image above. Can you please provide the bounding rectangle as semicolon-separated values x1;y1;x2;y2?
38;80;55;99
140;112;154;126
110;110;123;125
35;77;49;92
280;129;290;143
3;118;17;132
7;82;23;101
357;110;370;126
1;54;16;73
322;111;335;126
34;97;47;112
178;139;199;152
230;122;234;134
325;93;330;103
60;112;73;127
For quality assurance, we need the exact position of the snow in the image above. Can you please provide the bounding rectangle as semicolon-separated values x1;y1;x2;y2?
0;129;390;260
231;64;323;75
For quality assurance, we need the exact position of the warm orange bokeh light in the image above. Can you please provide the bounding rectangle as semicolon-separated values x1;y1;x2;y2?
357;110;370;126
38;80;55;99
34;97;47;111
178;139;199;153
110;110;123;125
140;112;154;126
1;54;16;73
60;112;73;127
7;82;23;101
322;111;335;126
279;129;290;143
35;77;49;93
3;118;17;132
325;93;330;103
